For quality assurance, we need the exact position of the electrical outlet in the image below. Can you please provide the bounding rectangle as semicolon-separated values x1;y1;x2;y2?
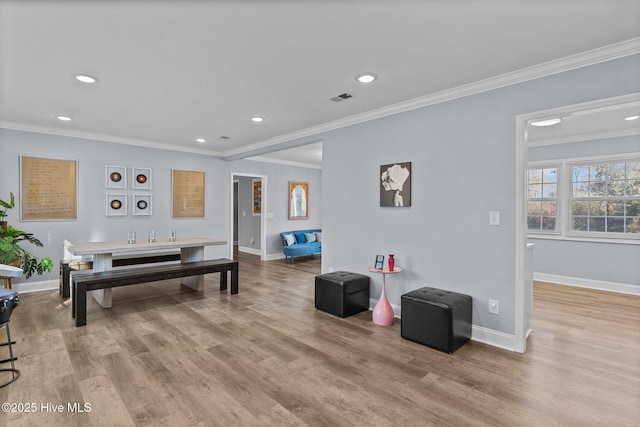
489;299;499;315
250;237;255;244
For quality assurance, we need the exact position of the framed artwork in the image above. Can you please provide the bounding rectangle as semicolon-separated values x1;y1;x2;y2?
374;255;385;270
288;181;309;220
132;167;152;190
106;194;127;216
380;162;412;207
20;155;78;220
133;194;152;216
172;169;205;218
106;165;127;189
252;179;262;215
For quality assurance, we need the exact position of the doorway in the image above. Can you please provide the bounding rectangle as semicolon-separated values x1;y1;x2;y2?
230;172;268;261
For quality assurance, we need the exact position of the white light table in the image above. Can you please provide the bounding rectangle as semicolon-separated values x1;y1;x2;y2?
68;237;226;308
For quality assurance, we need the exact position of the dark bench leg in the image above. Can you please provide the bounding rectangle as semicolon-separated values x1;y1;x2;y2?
231;262;238;294
71;278;76;319
60;262;71;298
220;270;227;291
76;283;87;327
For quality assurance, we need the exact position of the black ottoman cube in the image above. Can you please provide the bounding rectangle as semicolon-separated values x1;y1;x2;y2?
401;287;472;353
315;271;370;318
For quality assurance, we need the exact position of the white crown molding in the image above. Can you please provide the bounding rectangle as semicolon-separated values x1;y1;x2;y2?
3;38;639;159
226;38;640;159
0;120;226;157
245;155;322;170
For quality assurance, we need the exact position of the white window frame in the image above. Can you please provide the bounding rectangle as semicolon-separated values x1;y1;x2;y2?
526;163;561;235
527;153;640;245
567;157;640;240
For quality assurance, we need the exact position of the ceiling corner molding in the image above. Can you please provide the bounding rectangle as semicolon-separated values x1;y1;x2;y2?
0;121;225;157
227;37;640;159
245;156;322;170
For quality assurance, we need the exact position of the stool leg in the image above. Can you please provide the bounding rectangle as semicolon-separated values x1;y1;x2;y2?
0;322;20;387
5;324;16;372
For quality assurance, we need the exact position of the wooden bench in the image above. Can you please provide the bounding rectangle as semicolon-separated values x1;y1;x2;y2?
71;258;238;327
59;253;182;298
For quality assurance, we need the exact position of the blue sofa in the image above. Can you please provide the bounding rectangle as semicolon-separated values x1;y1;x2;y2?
280;229;321;263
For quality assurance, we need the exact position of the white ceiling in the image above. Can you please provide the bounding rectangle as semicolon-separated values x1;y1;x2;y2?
1;0;639;168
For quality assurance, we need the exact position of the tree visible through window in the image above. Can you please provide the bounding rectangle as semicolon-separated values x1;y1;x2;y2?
527;167;558;232
570;161;640;235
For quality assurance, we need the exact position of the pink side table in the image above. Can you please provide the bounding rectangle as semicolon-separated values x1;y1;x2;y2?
368;266;403;326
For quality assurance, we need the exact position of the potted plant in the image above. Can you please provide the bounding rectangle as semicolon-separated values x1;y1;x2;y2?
0;192;15;230
0;225;53;279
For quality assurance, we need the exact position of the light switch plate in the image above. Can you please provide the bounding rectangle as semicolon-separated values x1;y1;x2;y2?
489;211;500;226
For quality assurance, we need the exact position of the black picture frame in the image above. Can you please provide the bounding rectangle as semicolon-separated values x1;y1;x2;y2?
375;255;385;270
380;161;412;207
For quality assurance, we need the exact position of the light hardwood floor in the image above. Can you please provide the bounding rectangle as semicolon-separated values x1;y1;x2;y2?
0;252;638;426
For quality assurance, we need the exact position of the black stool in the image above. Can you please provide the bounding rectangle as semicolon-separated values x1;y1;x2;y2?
401;287;472;353
0;289;20;387
315;271;370;318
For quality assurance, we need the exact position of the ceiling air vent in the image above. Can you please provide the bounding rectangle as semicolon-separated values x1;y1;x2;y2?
330;93;353;102
217;136;230;140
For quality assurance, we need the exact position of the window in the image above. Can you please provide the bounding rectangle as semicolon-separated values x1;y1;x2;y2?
527;167;558;232
570;160;640;236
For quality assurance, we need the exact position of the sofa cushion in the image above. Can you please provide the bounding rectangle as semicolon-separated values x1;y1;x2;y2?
294;232;306;243
304;232;317;243
315;232;322;242
284;233;295;246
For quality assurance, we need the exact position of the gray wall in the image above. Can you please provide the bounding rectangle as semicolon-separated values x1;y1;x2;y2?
304;54;638;337
0;129;322;287
528;135;640;286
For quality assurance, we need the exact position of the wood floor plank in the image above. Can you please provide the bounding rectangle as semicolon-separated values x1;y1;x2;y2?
1;254;638;426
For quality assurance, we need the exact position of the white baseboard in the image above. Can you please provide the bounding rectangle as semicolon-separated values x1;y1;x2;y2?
534;272;640;296
264;253;286;261
12;279;58;294
238;246;261;256
470;326;517;352
368;298;518;352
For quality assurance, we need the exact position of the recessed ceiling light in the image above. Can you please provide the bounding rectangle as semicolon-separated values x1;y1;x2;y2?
356;73;377;84
530;118;562;127
250;116;264;123
624;115;639;121
75;75;97;83
195;138;206;143
56;115;72;121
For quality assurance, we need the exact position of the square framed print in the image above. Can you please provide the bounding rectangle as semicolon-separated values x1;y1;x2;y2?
172;169;205;218
106;165;126;189
380;162;412;207
132;167;152;190
20;155;78;220
133;194;152;216
106;194;127;216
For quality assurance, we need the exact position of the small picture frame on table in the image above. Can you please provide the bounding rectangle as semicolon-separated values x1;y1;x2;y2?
132;167;152;190
374;255;385;270
106;165;126;189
